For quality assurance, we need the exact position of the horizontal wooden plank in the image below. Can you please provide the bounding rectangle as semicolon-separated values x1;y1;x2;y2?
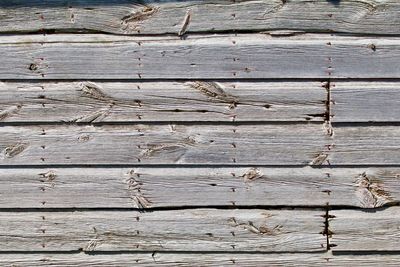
0;124;329;166
3;167;400;209
1;0;399;35
325;168;400;208
331;207;400;251
328;126;400;165
0;209;325;252
2;253;400;266
1;34;399;79
332;82;400;122
0;81;326;122
3;124;400;166
0;167;334;208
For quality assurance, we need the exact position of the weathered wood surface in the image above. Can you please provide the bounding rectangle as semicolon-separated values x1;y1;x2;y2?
0;81;326;122
0;124;329;165
0;209;325;252
0;253;328;267
2;167;400;209
328;126;400;165
325;168;400;208
3;124;400;166
1;0;399;35
330;207;400;251
332;82;400;122
0;167;332;208
3;253;400;266
1;34;400;79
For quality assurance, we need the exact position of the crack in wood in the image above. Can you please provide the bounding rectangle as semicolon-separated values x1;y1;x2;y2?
178;9;192;36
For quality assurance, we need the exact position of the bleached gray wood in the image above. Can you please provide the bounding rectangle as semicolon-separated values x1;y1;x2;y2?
6;124;400;166
0;124;329;166
1;0;399;35
0;209;325;252
325;168;400;208
3;252;400;266
2;167;399;208
0;81;326;122
0;34;399;79
328;126;400;165
332;82;400;122
0;167;335;208
3;253;400;266
331;207;400;251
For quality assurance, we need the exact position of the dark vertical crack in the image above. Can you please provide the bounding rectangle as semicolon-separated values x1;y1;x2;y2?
321;205;335;250
323;79;334;137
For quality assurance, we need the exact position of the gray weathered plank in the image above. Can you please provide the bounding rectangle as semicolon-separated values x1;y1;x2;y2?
3;167;400;209
331;207;400;251
0;81;326;123
332;82;400;122
0;167;334;208
0;209;325;252
1;34;399;79
1;0;399;35
325;168;400;208
2;253;400;266
327;126;400;165
3;125;400;166
0;124;329;166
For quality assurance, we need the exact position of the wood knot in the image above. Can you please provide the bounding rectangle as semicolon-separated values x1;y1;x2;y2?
78;82;109;101
186;81;238;105
309;153;329;166
29;63;38;71
354;172;393;208
121;5;159;32
241;168;263;182
367;43;377;51
228;218;282;235
39;170;57;182
3;143;28;158
78;134;91;142
0;105;22;121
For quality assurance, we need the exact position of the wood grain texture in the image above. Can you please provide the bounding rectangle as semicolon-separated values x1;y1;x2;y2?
325;168;400;208
0;167;334;208
0;209;325;252
331;207;400;251
328;126;400;165
0;81;326;123
3;253;400;266
0;124;329;166
332;82;400;122
0;34;399;79
4;124;400;166
1;0;399;35
3;167;400;209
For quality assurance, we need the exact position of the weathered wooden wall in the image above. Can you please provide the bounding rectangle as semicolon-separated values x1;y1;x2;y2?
1;0;399;265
